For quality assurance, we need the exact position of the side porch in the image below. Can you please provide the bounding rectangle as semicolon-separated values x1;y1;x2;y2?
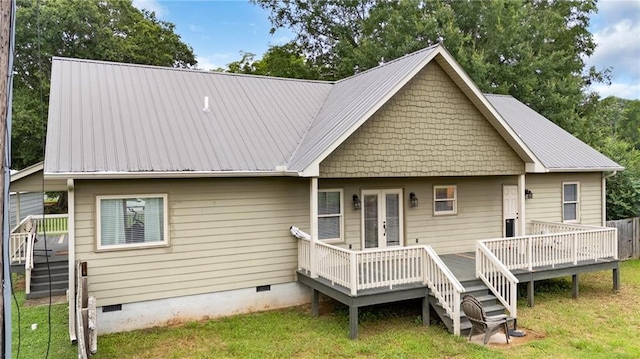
296;221;619;339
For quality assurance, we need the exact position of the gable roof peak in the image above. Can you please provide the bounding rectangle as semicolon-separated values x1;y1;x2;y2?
335;43;441;84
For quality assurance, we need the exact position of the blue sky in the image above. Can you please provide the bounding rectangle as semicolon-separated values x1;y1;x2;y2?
133;0;639;100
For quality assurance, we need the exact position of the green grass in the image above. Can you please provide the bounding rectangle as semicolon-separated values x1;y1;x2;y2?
12;260;640;358
10;277;76;359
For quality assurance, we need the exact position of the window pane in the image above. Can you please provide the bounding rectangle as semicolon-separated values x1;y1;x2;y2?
564;203;577;221
435;187;454;200
318;191;340;215
318;216;340;240
564;184;577;202
100;199;126;245
435;200;454;212
364;194;378;248
101;197;164;246
385;193;400;246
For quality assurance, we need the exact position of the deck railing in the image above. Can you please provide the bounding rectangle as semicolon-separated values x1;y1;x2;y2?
423;246;465;335
24;222;37;295
531;220;602;234
9;214;69;264
296;239;465;333
480;223;618;271
476;242;519;318
32;214;69;234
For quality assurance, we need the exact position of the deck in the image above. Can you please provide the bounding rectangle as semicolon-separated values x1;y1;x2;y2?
297;222;620;339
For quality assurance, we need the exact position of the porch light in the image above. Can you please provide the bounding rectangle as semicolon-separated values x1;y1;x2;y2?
409;192;419;207
352;194;361;210
525;189;533;199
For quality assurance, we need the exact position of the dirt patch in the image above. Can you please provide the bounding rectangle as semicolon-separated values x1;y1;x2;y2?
24;295;67;308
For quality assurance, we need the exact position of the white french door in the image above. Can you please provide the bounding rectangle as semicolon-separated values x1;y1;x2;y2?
361;189;403;249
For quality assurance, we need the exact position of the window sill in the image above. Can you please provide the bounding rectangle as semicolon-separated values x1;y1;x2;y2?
321;238;344;244
433;212;457;216
96;241;170;252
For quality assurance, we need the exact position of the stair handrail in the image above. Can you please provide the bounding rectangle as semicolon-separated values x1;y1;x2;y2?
475;241;519;318
422;245;465;335
24;220;38;295
9;215;36;264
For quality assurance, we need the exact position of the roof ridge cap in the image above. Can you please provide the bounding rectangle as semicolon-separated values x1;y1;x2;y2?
335;44;440;84
51;56;335;85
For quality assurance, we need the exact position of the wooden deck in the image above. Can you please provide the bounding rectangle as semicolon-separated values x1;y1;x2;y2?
298;249;620;339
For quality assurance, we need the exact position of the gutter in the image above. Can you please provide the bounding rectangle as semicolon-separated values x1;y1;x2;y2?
44;169;305;180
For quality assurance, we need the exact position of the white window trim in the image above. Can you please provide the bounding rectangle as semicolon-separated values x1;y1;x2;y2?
318;189;344;243
562;182;580;223
96;194;170;251
433;185;457;216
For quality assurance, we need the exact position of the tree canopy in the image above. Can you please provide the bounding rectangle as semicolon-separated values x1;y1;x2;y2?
240;0;637;220
11;0;197;169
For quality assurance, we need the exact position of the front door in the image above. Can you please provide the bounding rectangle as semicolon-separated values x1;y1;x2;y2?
503;185;519;237
362;189;403;249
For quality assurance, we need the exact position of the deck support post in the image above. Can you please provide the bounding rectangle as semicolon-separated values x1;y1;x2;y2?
527;281;534;307
422;297;430;326
311;289;320;317
349;306;358;340
613;266;620;292
572;274;579;299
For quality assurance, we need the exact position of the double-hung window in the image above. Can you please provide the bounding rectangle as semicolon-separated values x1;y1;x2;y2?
97;194;169;250
318;189;343;242
562;182;579;222
434;185;457;215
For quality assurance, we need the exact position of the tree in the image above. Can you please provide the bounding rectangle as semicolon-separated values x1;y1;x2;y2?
253;0;608;133
224;42;321;80
11;0;197;169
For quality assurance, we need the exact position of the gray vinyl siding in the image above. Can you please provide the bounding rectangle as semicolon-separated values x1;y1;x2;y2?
9;192;43;229
320;176;518;255
525;173;603;233
74;178;310;307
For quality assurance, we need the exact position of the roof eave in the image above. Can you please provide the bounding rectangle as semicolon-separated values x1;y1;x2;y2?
544;167;625;173
44;170;305;180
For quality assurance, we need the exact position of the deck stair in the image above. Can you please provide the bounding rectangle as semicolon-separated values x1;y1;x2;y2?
429;279;509;335
27;258;68;299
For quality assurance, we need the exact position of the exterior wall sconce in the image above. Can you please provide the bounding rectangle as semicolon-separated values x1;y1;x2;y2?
352;194;361;210
409;192;419;207
525;189;533;199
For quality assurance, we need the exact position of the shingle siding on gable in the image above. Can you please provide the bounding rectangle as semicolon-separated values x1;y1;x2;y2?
319;62;524;177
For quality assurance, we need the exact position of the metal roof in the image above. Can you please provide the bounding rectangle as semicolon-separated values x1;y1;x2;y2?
288;45;439;170
45;58;332;174
486;94;623;171
44;46;621;178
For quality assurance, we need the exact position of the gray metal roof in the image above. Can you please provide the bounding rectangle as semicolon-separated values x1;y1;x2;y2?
45;58;332;174
44;47;620;177
486;94;623;171
288;45;439;170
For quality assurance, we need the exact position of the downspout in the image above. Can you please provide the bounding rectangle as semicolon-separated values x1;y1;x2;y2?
67;179;77;343
602;171;617;226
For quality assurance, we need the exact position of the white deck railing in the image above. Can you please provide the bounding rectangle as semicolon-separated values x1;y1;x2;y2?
24;222;37;295
423;246;465;335
480;223;618;271
476;242;519;318
32;214;69;234
531;220;602;234
296;239;464;333
9;214;69;264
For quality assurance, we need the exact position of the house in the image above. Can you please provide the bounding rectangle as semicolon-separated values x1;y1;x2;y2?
41;44;623;340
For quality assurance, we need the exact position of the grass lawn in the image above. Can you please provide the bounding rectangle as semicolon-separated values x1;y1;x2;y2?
12;260;640;358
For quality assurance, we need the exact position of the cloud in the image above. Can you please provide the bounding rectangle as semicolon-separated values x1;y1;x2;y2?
590;82;640;100
586;1;640;99
271;35;292;45
131;0;168;18
195;53;237;71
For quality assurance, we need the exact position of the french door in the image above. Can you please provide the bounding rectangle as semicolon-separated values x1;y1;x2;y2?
362;189;403;249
